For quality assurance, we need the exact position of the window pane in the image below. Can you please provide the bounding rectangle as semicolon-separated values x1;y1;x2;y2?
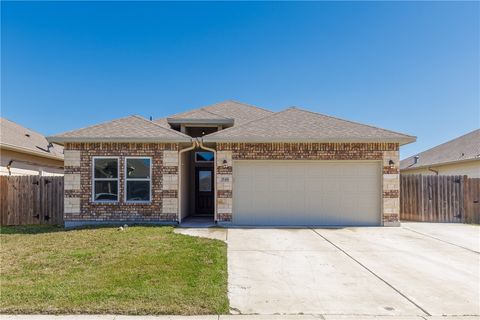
196;152;214;162
94;181;118;201
199;170;212;192
126;158;151;179
94;158;118;178
126;181;150;201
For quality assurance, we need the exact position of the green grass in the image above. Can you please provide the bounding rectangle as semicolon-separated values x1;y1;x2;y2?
0;225;228;315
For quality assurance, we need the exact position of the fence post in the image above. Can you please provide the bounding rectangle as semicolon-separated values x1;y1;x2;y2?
420;175;424;221
462;175;468;223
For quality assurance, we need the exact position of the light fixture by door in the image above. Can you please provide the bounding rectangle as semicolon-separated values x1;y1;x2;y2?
389;159;395;168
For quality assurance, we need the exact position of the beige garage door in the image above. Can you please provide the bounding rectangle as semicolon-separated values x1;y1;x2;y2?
233;161;381;226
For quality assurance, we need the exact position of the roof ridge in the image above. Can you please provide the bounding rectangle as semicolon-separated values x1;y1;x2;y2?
197;108;231;119
167;104;230;120
288;106;415;139
202;109;282;138
220;99;274;113
131;115;192;138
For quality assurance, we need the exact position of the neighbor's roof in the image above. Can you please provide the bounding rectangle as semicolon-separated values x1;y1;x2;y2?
0;118;64;160
158;100;273;126
47;115;191;144
203;107;416;145
400;129;480;170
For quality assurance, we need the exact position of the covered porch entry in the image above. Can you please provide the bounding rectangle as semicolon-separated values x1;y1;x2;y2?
179;142;216;224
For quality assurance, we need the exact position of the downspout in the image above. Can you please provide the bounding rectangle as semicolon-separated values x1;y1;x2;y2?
198;138;217;223
177;140;198;224
427;167;439;175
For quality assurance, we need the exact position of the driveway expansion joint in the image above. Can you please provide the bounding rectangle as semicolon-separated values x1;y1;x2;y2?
401;226;480;254
310;228;432;317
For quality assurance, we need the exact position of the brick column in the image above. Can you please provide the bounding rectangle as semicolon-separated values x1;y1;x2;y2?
64;150;81;220
161;151;179;219
216;151;233;221
382;150;400;226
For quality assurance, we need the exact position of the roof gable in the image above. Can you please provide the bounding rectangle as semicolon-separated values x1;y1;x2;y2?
167;108;234;125
169;108;231;120
203;107;416;145
400;129;480;170
157;100;273;126
0;118;64;159
48;115;191;144
200;100;273;125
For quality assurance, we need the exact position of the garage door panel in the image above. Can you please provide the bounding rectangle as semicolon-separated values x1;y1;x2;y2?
233;161;381;226
271;177;289;191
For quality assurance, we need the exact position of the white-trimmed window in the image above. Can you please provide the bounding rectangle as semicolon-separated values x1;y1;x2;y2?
125;157;152;202
92;157;119;202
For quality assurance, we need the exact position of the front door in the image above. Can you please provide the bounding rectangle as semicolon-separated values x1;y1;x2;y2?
195;168;214;216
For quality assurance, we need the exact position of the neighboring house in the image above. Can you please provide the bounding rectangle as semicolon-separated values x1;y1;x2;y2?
400;129;480;178
0;118;64;176
48;100;415;227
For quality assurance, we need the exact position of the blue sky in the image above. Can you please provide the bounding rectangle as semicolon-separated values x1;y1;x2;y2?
1;1;478;158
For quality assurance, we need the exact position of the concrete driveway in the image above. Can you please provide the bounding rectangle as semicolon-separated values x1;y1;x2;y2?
227;223;480;316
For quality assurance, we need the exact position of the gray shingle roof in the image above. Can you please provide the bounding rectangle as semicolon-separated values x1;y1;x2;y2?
158;100;273;126
200;100;273;125
169;108;232;120
400;129;480;170
203;107;416;145
0;118;64;159
48;115;191;144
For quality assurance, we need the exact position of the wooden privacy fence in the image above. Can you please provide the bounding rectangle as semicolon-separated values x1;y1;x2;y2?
400;175;480;224
0;175;64;226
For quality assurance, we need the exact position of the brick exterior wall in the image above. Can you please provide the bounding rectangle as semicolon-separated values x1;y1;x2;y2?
216;143;400;226
63;143;179;224
63;141;401;226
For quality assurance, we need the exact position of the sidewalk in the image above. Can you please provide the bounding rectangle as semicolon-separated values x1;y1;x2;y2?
2;315;480;320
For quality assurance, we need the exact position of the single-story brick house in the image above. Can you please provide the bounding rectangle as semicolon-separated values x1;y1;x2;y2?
48;101;415;227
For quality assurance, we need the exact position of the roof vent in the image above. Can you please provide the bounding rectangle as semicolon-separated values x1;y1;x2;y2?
413;155;420;164
25;133;30;137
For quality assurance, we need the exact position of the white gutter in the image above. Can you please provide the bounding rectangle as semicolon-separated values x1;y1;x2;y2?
198;139;218;223
401;157;480;172
177;140;198;224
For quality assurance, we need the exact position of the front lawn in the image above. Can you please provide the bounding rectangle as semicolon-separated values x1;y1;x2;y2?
0;225;228;315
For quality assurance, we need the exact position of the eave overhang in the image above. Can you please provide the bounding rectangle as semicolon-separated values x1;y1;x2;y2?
166;118;234;125
401;157;480;171
0;143;64;161
202;136;417;145
46;136;192;145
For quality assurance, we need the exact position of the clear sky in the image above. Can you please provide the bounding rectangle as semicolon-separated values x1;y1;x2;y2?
1;1;479;159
